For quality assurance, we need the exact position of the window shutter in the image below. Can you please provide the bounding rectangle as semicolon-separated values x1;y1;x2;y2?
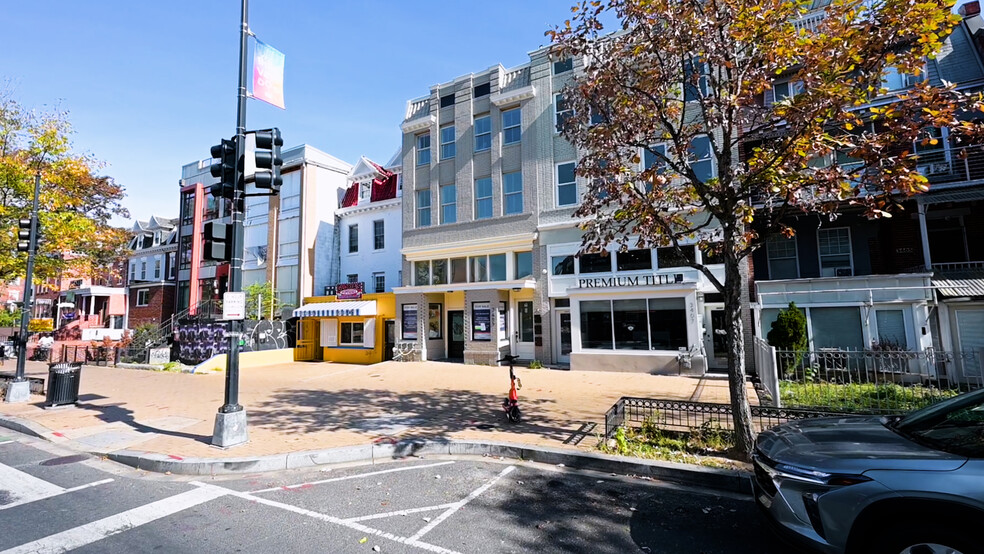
363;318;376;348
321;319;338;347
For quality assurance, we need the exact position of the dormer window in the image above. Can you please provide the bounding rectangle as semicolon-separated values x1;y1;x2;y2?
359;181;371;201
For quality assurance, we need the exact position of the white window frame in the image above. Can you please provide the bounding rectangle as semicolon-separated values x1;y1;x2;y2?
373;272;385;293
772;80;804;104
347;273;359;283
140;261;147;280
474;177;493;220
373;219;385;250
502;107;521;145
474;114;491;152
339;321;365;346
556;161;577;207
153;259;161;279
136;289;149;307
359;181;371;201
817;227;854;277
440;125;455;160
765;235;800;280
688;135;716;183
440;184;456;224
554;94;573;133
348;223;358;253
416;189;431;228
416;133;431;166
503;171;523;215
683;56;708;102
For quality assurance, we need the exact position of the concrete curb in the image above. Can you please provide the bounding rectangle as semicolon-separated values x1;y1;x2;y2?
0;414;752;494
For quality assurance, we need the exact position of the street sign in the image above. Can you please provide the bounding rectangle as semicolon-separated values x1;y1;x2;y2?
222;292;246;321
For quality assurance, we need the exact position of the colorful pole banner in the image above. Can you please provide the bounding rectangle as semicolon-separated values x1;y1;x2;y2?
252;40;285;109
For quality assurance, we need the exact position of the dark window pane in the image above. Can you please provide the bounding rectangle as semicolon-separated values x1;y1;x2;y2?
553;58;573;74
579;252;611;274
614;299;649;350
515;251;532;279
473;83;490;97
648;298;688;350
440;94;454;108
552;255;575;275
656;246;695;268
580;300;612;349
616;249;652;271
451;258;467;283
489;254;506;281
432;259;448;285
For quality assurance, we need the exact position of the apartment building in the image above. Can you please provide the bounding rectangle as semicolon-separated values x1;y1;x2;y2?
175;145;351;317
330;152;403;295
396;50;726;372
125;216;178;329
751;5;984;379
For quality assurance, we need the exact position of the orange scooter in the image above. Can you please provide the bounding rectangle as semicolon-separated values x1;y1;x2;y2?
498;354;523;423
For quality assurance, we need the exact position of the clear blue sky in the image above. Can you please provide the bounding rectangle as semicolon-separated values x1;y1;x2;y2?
2;0;578;226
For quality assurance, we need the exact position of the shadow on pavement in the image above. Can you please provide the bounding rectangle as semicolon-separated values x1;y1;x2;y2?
80;402;212;445
249;388;576;443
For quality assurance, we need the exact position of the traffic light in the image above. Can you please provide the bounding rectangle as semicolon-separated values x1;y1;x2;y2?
203;221;230;262
16;217;34;253
209;138;238;200
252;128;283;194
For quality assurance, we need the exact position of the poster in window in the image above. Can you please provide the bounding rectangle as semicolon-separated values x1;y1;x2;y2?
472;302;492;341
428;303;443;339
402;304;418;340
499;302;507;341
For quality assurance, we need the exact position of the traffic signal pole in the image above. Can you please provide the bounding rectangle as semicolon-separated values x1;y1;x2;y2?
5;172;42;404
211;0;249;447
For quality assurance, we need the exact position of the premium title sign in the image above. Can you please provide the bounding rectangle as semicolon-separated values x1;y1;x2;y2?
576;274;685;288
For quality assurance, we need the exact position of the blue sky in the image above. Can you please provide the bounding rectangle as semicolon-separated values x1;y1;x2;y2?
2;0;578;226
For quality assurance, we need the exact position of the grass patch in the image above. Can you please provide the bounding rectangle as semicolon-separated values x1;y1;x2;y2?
599;417;745;470
779;381;959;413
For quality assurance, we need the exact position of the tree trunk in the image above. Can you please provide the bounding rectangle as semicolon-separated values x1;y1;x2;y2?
722;246;755;460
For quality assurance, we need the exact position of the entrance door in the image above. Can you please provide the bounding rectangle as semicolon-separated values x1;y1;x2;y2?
295;319;319;361
384;320;395;361
448;311;465;360
514;301;535;360
704;306;728;370
553;309;572;364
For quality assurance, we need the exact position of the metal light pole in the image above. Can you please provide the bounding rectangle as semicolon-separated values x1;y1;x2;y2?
211;0;249;447
5;172;42;403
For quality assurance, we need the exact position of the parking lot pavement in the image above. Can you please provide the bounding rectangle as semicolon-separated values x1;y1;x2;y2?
1;428;782;553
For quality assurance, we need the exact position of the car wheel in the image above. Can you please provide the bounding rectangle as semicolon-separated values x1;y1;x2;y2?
862;521;981;554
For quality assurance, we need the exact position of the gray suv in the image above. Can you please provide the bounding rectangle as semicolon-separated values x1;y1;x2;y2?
753;388;984;554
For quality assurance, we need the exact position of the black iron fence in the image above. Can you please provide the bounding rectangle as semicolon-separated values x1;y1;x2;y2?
604;397;853;439
767;348;983;413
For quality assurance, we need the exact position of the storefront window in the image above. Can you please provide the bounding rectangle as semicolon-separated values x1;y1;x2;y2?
552;255;575;275
515;251;532;279
471;256;488;282
340;322;364;345
616;249;652;271
580;300;613;349
648;298;687;350
614;299;649;350
656;246;695;268
432;259;448;285
451;258;467;283
428;303;443;339
414;261;430;286
579;252;612;274
489;254;506;281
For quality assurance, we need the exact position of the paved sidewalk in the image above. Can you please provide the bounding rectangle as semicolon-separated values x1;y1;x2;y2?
0;360;755;462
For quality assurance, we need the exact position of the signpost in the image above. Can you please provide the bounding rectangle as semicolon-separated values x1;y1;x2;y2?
222;292;246;321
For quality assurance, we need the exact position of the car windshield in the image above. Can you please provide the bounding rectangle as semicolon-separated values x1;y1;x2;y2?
892;388;984;458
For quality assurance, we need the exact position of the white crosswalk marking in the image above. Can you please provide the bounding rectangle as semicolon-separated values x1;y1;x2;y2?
0;462;64;505
0;485;227;554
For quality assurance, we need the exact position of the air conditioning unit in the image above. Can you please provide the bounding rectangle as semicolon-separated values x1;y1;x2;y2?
835;267;854;277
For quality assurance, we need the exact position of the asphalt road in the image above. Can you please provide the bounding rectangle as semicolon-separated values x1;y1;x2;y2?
0;430;787;553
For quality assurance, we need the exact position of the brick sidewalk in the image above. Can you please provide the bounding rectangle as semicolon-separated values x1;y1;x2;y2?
0;360;755;460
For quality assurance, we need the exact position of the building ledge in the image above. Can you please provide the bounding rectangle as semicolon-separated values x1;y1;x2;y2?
394;279;535;295
490;85;535;107
401;114;436;134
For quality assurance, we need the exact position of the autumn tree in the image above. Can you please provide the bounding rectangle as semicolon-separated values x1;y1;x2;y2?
550;0;984;457
0;91;129;285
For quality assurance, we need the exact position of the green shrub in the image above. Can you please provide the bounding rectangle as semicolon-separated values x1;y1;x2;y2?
768;302;808;376
528;360;543;369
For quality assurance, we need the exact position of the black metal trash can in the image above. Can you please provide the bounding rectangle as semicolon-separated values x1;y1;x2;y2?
45;362;82;408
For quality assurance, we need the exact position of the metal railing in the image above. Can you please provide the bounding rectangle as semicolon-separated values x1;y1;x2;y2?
603;397;851;438
772;347;983;413
500;66;530;92
909;144;984;187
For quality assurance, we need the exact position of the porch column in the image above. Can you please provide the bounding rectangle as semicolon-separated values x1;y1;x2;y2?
89;295;96;316
917;201;932;271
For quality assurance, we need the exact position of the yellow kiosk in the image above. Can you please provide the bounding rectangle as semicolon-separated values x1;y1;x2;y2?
293;283;396;364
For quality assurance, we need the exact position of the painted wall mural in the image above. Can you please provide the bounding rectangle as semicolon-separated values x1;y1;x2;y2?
177;318;293;365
